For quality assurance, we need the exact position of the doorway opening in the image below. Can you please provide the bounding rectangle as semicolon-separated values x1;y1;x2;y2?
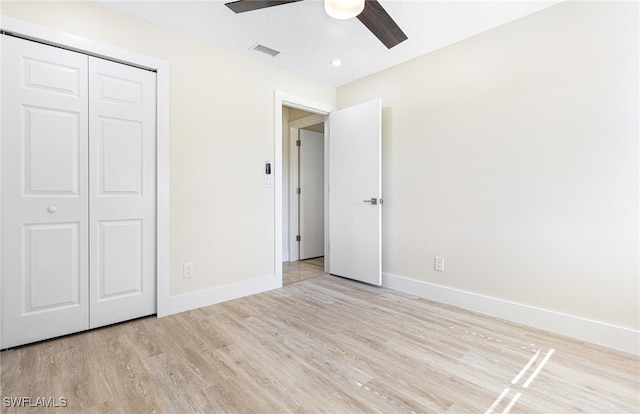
282;106;327;285
274;91;334;288
276;92;383;288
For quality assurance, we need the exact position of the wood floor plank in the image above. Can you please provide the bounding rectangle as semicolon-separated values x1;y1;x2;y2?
1;270;638;413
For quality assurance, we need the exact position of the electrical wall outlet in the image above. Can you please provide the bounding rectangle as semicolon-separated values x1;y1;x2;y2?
435;257;445;272
183;262;194;278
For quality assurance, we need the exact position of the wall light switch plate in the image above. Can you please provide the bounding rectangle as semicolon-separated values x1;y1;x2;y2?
265;175;274;187
264;160;274;187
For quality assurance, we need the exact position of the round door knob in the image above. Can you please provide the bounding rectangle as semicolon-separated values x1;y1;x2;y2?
47;206;57;213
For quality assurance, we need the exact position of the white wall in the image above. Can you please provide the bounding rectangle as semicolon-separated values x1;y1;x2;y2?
1;1;335;306
338;1;639;344
3;0;638;352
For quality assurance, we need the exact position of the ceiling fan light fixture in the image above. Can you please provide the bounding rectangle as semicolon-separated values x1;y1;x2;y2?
324;0;365;20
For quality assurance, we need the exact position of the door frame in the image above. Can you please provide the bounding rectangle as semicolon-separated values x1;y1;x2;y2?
275;91;335;285
288;114;325;262
0;16;171;317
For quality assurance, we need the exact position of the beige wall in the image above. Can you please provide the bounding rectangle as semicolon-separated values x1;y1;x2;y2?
1;0;335;297
338;1;639;330
3;1;637;335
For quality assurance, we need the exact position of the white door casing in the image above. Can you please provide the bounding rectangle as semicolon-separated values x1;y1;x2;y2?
88;57;156;328
1;36;90;347
299;129;324;260
329;99;382;285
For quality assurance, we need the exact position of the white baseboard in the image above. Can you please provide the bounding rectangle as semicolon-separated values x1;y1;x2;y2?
382;273;639;355
166;274;281;316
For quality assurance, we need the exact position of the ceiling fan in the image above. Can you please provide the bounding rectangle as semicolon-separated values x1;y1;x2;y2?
224;0;408;49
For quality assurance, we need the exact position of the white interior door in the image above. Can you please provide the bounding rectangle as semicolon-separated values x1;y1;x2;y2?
1;36;90;348
299;129;324;260
328;100;382;285
88;57;156;328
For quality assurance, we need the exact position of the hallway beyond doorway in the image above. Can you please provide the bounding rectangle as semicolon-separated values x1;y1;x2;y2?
283;257;325;285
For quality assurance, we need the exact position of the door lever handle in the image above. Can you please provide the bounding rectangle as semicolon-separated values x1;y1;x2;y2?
363;198;378;205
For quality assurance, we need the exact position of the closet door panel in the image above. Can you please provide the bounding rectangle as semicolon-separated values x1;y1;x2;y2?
97;220;143;297
89;57;156;328
99;117;143;194
1;36;89;348
24;107;81;195
24;223;82;311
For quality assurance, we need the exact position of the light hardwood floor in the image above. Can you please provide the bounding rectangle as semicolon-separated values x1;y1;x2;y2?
1;274;638;413
283;257;325;285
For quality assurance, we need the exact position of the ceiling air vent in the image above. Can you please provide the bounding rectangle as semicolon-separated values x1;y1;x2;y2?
251;43;281;58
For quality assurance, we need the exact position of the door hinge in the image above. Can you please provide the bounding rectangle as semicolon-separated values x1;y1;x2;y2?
296;140;301;147
296;235;301;242
296;188;301;194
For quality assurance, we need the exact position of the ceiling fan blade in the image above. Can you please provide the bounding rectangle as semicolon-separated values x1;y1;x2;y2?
225;0;303;14
356;0;408;49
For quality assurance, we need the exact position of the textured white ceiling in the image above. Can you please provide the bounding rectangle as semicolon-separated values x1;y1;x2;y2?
95;0;561;86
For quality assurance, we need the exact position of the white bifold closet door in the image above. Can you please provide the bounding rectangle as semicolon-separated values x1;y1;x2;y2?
1;36;156;349
88;56;156;328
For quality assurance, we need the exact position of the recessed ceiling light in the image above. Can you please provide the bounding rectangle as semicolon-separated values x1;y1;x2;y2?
331;59;342;67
